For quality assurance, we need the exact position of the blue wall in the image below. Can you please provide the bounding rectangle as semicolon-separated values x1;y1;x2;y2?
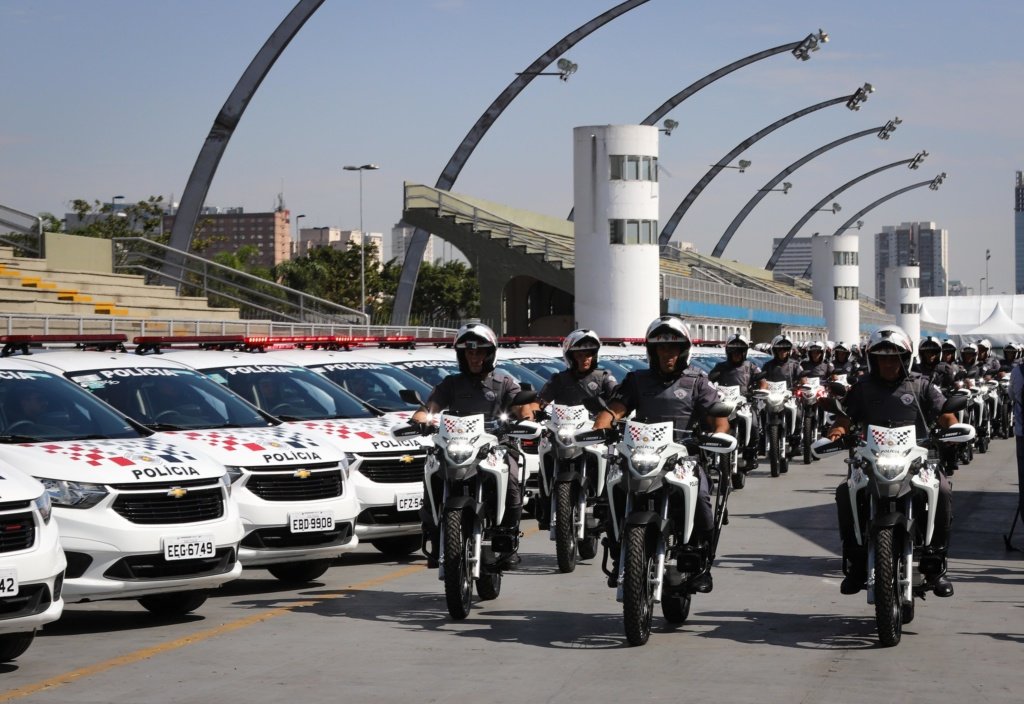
666;298;826;328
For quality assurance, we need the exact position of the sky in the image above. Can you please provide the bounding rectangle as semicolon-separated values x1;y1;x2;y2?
2;0;1022;295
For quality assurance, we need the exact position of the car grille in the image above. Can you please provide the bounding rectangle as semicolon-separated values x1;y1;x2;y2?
241;521;353;549
358;507;420;526
0;584;51;621
104;547;236;581
356;451;426;484
112;488;224;525
0;512;35;553
245;470;343;501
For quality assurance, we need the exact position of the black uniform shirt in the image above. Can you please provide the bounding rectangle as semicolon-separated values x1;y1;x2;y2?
539;368;617;406
911;361;958;389
801;360;834;379
611;366;719;433
761;357;804;387
708;359;761;391
427;370;521;419
842;373;946;435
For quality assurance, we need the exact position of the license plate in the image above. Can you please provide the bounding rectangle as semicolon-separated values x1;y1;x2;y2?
163;535;216;561
396;491;423;512
289;511;334;533
0;568;17;597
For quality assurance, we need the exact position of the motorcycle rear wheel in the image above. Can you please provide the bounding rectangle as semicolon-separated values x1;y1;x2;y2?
661;591;691;625
623;524;654;647
443;511;473;619
874;526;903;647
729;451;746;490
476;569;502;601
554;482;579;573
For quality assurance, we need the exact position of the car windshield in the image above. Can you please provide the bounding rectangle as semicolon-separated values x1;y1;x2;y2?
508;356;565;382
67;367;274;430
604;356;647;372
198;364;377;420
495;360;547;391
598;358;632;383
0;369;146;442
688;354;726;373
307;361;433;412
391;358;460;388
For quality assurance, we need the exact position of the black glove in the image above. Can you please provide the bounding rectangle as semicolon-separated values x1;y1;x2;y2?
408;420;432;436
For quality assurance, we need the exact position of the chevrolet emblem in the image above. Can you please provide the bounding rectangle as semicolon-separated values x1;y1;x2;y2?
167;487;188;499
398;455;415;464
293;469;312;479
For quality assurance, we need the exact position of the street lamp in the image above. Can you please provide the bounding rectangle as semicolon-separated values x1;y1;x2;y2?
516;57;578;80
980;277;986;297
791;29;829;60
846;82;875;111
343;164;379;318
660;119;679;136
110;194;125;213
817;202;842;214
759;181;792;194
715;159;751;172
877;116;902;140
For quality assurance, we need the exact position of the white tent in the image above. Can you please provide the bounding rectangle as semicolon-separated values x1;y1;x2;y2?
948;302;1024;346
920;295;1024;346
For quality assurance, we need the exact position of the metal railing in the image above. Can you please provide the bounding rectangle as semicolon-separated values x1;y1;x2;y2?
0;203;43;257
112;237;368;325
661;273;824;319
405;184;575;268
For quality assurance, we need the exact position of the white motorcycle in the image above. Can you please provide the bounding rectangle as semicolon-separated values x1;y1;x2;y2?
393;402;541;620
716;385;751;490
796;377;826;465
536;403;608;573
994;375;1013;439
577;412;736;647
752;380;797;477
812;403;974;647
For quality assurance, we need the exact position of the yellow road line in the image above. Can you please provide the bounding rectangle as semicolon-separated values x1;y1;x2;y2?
0;564;424;702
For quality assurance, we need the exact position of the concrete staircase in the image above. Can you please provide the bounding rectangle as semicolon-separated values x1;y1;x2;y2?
0;246;240;322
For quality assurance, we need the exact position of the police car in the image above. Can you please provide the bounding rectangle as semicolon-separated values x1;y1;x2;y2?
130;336;429;558
0;459;65;662
17;336;358;583
0;348;242;615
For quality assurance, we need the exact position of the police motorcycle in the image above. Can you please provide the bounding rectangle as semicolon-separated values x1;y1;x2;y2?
822;373;850;432
752;380;798;477
945;381;975;469
975;377;997;452
796;376;826;465
535;403;607;573
993;373;1013;439
576;405;736;647
392;390;540;620
715;385;751;490
962;379;990;454
812;396;974;647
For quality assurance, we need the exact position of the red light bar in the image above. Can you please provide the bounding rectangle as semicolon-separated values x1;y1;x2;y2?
132;334;247;355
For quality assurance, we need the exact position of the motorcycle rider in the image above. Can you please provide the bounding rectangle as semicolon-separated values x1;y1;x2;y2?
709;333;761;468
977;339;1001;376
409;322;534;568
998;342;1020;375
802;340;834;379
593;315;729;593
940;339;961;373
831;341;861;380
760;334;806;448
913;336;958;389
826;325;957;597
534;328;618;529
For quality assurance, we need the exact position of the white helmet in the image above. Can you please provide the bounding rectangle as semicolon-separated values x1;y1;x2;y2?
865;325;914;377
562;328;601;372
977;338;992;351
1004;342;1019;360
725;333;750;360
770;334;793;357
645;316;692;369
453;322;498;375
918;336;942;354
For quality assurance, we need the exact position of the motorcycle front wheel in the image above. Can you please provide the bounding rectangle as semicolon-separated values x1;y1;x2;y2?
476;568;502;601
729;450;745;490
554;482;579;573
443;510;473;619
802;414;814;465
623;523;655;646
768;424;781;478
874;526;903;647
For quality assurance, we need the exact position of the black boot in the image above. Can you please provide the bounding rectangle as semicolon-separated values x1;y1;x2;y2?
840;548;867;595
419;506;439;569
925;555;954;597
495;505;523;569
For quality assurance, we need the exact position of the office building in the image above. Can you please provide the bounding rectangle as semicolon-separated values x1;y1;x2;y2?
874;222;948;304
771;236;815;279
1015;172;1024;294
390;223;434;265
295;227;383;265
162;207;292;269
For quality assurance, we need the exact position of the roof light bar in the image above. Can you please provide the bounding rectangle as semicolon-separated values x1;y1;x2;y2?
0;333;128;357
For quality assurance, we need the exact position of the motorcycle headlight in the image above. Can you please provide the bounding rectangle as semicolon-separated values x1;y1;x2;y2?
39;478;109;509
447;440;475;464
873;456;906;480
631;451;663;474
34;492;53;524
556;426;577;444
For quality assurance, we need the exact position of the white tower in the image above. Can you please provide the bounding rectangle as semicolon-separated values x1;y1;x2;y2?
573;125;660;337
811;234;860;345
885;265;921;353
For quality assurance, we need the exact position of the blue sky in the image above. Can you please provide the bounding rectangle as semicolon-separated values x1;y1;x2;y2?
2;0;1022;294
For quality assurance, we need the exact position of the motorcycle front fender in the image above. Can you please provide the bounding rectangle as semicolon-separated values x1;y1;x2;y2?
443;495;484;521
583;445;607;497
554;469;584;486
871;510;910;533
625;509;662;529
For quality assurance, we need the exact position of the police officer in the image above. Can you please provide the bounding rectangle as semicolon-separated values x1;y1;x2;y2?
709;333;761;468
958;342;984;381
998;342;1020;375
761;334;805;448
831;341;861;380
534;328;618;529
802;340;834;379
913;336;958;389
594;315;729;593
410;322;533;568
940;339;961;374
976;339;1001;376
827;325;957;597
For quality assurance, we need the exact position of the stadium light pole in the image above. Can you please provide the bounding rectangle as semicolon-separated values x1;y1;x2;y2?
294;213;306;255
343;164;379;317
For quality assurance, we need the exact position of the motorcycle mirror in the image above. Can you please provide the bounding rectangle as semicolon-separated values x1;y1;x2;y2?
941;395;968;414
828;382;848;398
512;389;537;406
706;401;733;418
582;396;608;414
399;389;424;406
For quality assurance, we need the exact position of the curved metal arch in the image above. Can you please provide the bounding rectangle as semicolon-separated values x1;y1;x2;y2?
766;156;918;270
660;91;857;248
567;35;814;222
715;125;884;259
829;179;937;238
166;0;326;277
391;0;651;326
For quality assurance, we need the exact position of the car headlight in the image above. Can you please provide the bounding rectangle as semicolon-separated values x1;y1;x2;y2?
39;478;108;509
447;441;475;464
34;492;53;524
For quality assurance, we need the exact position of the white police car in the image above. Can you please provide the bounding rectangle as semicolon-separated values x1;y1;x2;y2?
17;337;358;584
0;349;242;615
139;338;429;558
0;459;65;662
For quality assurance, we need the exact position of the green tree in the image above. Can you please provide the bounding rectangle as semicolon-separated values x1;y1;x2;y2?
272;241;387;312
377;258;479;325
65;196;168;242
